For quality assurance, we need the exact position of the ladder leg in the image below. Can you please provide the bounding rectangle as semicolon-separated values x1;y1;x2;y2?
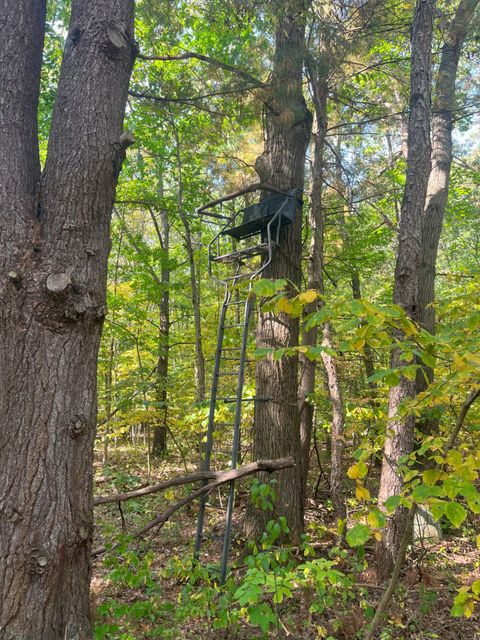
194;285;231;558
220;290;255;583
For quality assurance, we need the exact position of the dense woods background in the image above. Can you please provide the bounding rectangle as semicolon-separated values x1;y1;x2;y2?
1;0;480;638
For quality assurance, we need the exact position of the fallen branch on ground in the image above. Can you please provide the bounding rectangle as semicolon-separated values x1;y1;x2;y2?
92;457;294;556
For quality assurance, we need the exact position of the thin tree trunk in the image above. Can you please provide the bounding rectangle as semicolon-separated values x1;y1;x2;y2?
299;57;328;506
103;339;115;465
173;128;206;403
244;0;312;541
0;1;134;636
321;323;347;522
152;203;170;456
335;145;377;395
102;227;124;465
376;0;435;582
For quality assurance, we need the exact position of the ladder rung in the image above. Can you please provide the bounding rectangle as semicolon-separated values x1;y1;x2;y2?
222;397;257;403
212;248;269;264
214;422;236;428
223;323;244;329
218;371;240;376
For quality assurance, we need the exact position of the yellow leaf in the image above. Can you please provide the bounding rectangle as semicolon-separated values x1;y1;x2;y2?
351;337;366;350
367;512;378;528
422;468;441;486
277;297;293;314
298;289;318;304
446;450;463;469
356;484;371;501
347;462;368;479
374;531;382;541
476;534;480;549
464;600;476;618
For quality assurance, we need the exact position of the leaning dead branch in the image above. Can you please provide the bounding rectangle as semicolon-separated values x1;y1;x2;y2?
92;457;294;556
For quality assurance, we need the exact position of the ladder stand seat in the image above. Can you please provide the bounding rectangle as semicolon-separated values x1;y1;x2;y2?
222;191;298;240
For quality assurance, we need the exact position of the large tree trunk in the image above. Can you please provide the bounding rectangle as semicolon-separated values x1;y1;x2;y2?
419;0;479;334
244;0;312;540
416;0;479;439
376;0;434;582
0;1;134;637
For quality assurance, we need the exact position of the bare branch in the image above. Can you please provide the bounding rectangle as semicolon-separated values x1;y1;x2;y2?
196;182;292;215
137;50;266;88
92;457;294;556
94;457;294;505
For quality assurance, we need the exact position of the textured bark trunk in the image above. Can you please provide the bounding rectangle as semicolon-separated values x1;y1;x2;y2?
152;207;170;456
0;1;134;637
244;0;312;541
419;0;479;335
299;60;328;505
321;323;347;522
376;0;434;582
416;0;478;439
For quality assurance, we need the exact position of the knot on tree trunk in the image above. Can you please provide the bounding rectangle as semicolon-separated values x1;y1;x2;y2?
71;415;88;439
41;272;106;330
46;272;72;294
103;24;136;62
28;548;50;576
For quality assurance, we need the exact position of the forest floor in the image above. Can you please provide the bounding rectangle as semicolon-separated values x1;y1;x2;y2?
92;448;480;639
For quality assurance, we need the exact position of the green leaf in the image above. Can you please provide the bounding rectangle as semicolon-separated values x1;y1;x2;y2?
384;495;401;511
248;604;276;632
404;469;419;482
444;502;467;528
412;484;443;501
472;580;480;596
430;500;445;521
254;347;274;358
253;279;285;297
346;524;370;548
367;509;386;529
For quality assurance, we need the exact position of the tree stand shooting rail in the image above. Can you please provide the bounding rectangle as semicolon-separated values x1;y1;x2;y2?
194;183;302;583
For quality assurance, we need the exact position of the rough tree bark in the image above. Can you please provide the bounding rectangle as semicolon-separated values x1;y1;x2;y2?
419;0;479;334
0;1;135;637
244;0;312;540
376;0;435;582
416;0;479;438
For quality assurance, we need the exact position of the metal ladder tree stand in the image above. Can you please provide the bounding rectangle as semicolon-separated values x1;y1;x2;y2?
193;183;302;583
